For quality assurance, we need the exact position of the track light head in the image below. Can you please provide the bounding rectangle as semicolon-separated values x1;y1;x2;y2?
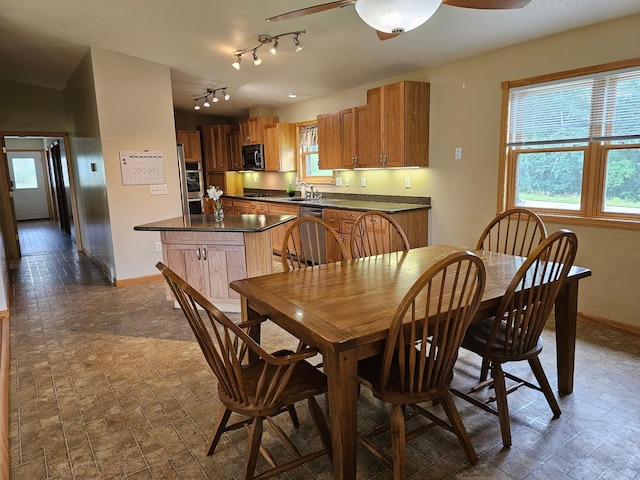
270;39;279;55
232;54;241;70
293;35;303;52
223;89;231;101
253;49;262;66
193;100;200;111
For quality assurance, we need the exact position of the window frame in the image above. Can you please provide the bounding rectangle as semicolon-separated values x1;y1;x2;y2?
296;120;333;184
499;57;640;231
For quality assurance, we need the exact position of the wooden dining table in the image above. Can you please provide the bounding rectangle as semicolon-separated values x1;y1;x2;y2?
230;245;591;480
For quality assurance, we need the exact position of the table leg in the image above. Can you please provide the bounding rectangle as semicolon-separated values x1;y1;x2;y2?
554;279;578;394
323;348;358;480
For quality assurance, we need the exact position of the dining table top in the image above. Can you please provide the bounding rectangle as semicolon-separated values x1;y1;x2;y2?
231;244;591;355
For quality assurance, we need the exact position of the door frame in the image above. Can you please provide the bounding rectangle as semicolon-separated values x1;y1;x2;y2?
0;131;82;258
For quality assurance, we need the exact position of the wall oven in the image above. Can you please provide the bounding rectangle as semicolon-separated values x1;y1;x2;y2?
241;143;265;170
177;144;203;215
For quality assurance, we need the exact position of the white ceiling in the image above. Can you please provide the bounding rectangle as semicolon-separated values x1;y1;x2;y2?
1;0;639;119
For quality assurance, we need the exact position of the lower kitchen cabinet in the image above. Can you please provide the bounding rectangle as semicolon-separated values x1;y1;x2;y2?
268;203;299;254
160;230;272;312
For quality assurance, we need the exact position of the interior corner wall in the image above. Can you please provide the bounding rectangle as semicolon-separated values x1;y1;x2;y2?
90;47;181;281
64;50;116;280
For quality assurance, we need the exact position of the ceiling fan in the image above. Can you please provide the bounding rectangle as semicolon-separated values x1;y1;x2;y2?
267;0;531;41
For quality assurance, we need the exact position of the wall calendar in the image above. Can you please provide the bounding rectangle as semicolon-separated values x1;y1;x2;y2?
119;150;165;185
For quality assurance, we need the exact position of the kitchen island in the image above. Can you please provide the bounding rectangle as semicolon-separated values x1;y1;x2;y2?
135;214;295;312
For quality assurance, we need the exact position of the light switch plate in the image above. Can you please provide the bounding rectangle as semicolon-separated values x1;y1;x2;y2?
335;177;342;187
361;177;366;187
149;184;168;195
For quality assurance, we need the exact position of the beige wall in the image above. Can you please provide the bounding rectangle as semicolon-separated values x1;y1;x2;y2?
90;48;181;281
0;78;68;132
272;14;640;328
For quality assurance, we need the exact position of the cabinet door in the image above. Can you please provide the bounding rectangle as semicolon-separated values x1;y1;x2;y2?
240;119;252;146
227;131;242;170
384;82;406;168
340;108;355;168
317;112;341;170
201;125;231;171
233;200;256;214
367;87;384;168
264;123;296;171
324;208;344;262
164;243;207;298
176;130;202;162
354;105;371;168
203;244;246;301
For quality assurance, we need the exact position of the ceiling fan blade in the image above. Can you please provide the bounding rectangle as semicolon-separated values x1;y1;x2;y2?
442;0;531;9
266;0;355;22
376;30;401;41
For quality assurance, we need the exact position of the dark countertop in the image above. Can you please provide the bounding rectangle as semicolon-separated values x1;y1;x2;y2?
228;193;431;214
134;214;296;232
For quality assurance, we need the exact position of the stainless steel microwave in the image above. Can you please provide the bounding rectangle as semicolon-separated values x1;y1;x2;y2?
241;143;265;170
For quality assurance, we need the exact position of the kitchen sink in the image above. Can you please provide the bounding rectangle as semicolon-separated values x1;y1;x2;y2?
281;197;309;202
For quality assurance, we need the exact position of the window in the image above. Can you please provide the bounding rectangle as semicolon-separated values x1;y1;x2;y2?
297;121;333;183
12;157;39;189
500;59;640;228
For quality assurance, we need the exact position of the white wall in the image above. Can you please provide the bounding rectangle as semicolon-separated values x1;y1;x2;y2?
273;14;640;328
90;48;182;281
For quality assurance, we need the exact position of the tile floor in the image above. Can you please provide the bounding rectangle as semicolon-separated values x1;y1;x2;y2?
8;221;640;479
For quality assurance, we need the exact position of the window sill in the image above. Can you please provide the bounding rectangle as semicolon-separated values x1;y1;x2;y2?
540;213;640;231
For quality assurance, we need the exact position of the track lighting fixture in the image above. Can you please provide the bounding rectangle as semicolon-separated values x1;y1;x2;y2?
192;87;231;111
231;30;305;70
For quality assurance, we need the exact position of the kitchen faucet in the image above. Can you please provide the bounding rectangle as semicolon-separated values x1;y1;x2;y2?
298;181;319;198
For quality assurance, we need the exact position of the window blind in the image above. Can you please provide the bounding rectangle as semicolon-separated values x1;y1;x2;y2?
507;68;640;146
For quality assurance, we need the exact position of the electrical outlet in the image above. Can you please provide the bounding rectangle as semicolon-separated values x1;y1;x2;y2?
455;147;463;160
335;177;342;187
344;177;350;187
405;177;411;189
155;242;162;253
361;177;366;187
149;184;168;195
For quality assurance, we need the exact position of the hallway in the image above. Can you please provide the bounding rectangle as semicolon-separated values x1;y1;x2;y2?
7;222;640;479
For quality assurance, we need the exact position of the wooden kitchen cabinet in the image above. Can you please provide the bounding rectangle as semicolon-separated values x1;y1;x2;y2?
367;80;430;168
160;229;273;312
264;123;296;171
201;124;231;172
317;111;341;170
176;130;202;162
227;131;242;171
340;105;371;168
239;116;279;146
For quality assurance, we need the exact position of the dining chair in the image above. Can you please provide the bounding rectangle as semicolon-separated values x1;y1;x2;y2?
350;210;411;259
281;216;349;272
356;251;486;479
453;229;578;448
156;262;332;479
476;208;547;257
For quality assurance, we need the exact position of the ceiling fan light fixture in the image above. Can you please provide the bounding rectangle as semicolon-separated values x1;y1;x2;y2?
355;0;441;34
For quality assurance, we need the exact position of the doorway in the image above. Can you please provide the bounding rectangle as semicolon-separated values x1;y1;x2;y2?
7;150;50;220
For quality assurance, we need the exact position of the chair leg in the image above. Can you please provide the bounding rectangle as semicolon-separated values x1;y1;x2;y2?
243;416;264;480
439;392;478;464
308;396;333;461
479;358;491;382
390;403;406;480
208;406;232;456
492;363;512;448
528;356;561;417
286;404;300;428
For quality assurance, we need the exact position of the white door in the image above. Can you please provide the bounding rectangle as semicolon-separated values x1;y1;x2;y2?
7;151;50;220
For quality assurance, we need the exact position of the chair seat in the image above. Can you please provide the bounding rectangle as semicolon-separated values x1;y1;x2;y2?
358;350;452;405
462;317;544;363
220;359;328;417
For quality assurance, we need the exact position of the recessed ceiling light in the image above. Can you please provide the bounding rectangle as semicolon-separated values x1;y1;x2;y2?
288;93;297;98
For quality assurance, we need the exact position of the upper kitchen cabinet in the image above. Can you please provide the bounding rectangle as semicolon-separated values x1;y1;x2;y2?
367;81;430;168
227;131;242;171
317;111;341;170
264;123;296;171
201;124;231;172
239;116;279;146
176;130;202;162
340;105;370;168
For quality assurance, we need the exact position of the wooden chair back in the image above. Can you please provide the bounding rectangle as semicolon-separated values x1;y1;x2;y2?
476;208;547;257
281;216;349;272
156;262;317;412
484;229;578;358
379;251;486;394
350;211;411;259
